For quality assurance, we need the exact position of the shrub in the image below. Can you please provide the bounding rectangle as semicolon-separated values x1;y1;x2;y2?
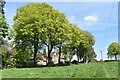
65;61;70;66
72;60;78;64
1;47;16;68
88;58;97;63
57;62;66;66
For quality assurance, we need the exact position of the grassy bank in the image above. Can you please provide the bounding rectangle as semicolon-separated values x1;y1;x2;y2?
2;61;118;78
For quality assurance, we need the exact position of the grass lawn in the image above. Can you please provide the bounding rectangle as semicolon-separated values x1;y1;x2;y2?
2;61;118;78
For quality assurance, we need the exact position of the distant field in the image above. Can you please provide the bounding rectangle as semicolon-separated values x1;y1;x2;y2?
2;61;118;78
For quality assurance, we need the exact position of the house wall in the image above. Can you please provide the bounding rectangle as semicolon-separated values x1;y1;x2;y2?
52;53;65;64
52;53;58;64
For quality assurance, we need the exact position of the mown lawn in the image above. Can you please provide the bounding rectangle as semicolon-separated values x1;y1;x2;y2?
2;61;118;78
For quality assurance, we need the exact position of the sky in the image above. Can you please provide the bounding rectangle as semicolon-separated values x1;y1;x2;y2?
4;2;118;60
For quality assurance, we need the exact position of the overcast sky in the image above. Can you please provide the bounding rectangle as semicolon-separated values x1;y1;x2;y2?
4;2;118;60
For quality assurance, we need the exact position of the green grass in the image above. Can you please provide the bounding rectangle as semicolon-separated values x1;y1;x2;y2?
2;61;118;78
0;70;2;79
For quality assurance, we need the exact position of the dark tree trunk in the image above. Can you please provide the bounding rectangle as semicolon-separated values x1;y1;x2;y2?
115;55;117;60
58;48;61;63
33;44;38;62
77;56;80;62
47;45;53;65
76;49;80;62
83;52;87;63
58;44;62;64
77;53;79;62
33;34;39;63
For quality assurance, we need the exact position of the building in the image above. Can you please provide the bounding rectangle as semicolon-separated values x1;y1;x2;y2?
36;52;65;65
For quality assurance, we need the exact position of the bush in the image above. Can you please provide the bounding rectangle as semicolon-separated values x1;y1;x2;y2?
26;60;38;68
72;60;78;64
16;60;38;68
2;58;16;68
88;59;97;63
1;47;16;68
65;61;70;66
57;62;65;66
104;60;119;62
16;62;26;68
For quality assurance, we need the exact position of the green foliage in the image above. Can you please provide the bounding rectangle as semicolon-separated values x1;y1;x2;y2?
86;47;96;60
62;24;96;63
13;3;47;62
0;0;5;14
0;13;8;45
83;31;95;46
107;42;120;60
76;30;96;62
0;0;8;45
13;2;96;65
14;48;33;62
13;3;72;64
2;61;118;78
0;0;12;68
61;24;85;62
1;43;16;68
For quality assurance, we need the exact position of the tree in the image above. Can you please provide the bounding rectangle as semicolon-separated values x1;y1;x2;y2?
85;46;96;61
62;24;85;63
38;3;71;65
55;23;72;64
13;3;71;65
0;0;5;14
13;3;44;62
13;2;96;65
61;24;96;64
1;41;16;67
83;31;95;62
76;31;96;63
0;0;8;45
0;0;11;68
107;42;120;60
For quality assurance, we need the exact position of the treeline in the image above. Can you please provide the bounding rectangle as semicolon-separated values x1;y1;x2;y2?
0;2;96;67
0;2;119;68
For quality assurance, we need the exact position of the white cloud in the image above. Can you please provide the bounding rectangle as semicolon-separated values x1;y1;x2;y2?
84;15;98;23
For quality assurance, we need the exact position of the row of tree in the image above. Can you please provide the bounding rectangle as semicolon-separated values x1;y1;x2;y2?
12;3;97;65
0;2;119;67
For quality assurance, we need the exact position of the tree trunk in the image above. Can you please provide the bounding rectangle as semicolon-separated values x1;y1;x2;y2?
33;35;39;62
77;54;79;62
69;52;72;65
33;44;38;62
58;44;62;64
83;52;87;63
77;56;79;62
47;45;53;66
115;55;117;60
33;44;38;66
48;50;52;65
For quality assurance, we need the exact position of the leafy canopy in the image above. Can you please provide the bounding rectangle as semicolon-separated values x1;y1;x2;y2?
107;42;120;60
